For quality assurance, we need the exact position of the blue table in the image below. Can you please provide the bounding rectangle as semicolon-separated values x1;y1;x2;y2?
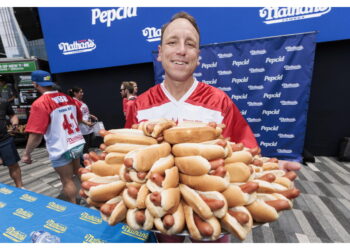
0;183;156;243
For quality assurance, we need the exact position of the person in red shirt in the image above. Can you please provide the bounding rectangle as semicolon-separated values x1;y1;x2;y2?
22;70;85;204
121;81;138;120
125;11;301;243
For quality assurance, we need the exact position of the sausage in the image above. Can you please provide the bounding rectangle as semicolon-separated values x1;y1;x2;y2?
78;167;91;175
275;188;300;200
258;173;276;182
209;166;226;177
193;214;214;237
99;143;107;151
124;158;134;168
231;143;244;152
199;195;225;211
99;129;110;137
89;151;100;162
215;139;227;147
249;147;261;156
83;159;92;167
127;186;139;199
150;192;162;206
265;200;291;211
131;124;139;129
252;158;263;167
79;189;88;198
162;214;175;229
268;158;279;163
124;172;132;182
150;173;164;187
99;152;107;160
81;181;102;190
208;122;217;128
248;164;254;174
135;210;146;225
137;172;147;180
156;136;164;143
227;210;250;225
146;123;155;134
100;203;117;216
283;171;297;181
209;158;225;170
239;181;259;194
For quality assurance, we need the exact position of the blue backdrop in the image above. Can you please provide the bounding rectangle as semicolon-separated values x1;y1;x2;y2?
38;7;348;73
153;32;317;162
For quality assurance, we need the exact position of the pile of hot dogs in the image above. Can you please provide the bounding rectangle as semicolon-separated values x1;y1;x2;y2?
78;119;300;241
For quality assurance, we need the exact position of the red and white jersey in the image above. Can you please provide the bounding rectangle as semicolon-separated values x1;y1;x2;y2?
26;91;85;160
125;80;258;148
73;98;93;135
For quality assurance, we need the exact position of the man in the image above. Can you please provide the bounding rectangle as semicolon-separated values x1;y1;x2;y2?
22;70;85;204
124;81;138;119
0;97;23;188
125;12;301;243
0;75;16;103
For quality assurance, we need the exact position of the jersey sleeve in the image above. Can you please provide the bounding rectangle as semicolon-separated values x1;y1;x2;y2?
222;100;258;148
25;102;50;135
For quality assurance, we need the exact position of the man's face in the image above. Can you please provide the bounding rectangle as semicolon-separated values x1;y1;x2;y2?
158;18;200;83
120;87;127;98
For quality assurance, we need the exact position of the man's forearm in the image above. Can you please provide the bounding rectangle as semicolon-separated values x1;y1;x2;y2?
24;133;43;155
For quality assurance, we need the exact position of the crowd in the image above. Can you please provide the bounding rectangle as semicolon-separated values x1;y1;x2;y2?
0;11;301;243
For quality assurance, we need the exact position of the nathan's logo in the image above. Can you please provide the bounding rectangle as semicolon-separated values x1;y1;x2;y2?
217;53;233;58
280;100;298;106
284;65;302;70
282;83;300;88
247;102;263;107
20;194;37;202
278;149;293;153
249;68;265;73
3;227;26;242
219;87;232;92
286;46;304;52
247;118;262;123
80;212;102;224
13;208;33;219
0;202;6;208
279;117;296;123
0;187;13;195
217;70;232;76
203;79;217;85
84;234;106;243
231;94;247;100
259;7;331;24
278;133;295;139
91;7;137;27
121;225;148;241
44;220;67;233
46;202;67;212
58;39;96;55
248;85;264;90
250;49;266;55
142;27;161;42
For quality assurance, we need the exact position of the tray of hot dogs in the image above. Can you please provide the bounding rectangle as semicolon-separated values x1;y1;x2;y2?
79;119;300;241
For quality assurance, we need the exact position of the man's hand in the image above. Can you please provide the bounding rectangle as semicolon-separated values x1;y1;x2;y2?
21;153;32;164
278;160;302;172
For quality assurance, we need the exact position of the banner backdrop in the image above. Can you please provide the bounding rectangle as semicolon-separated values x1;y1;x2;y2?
152;32;317;162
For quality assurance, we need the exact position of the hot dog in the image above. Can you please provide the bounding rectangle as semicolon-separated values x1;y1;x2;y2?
146;166;179;193
172;141;228;160
126;208;154;230
224;150;253;165
100;196;127;226
163;121;223;144
222;182;258;207
145;188;181;218
90;160;121;176
179;171;230;192
105;143;148;154
183;202;221;241
122;184;149;209
138;118;176;138
104;152;126;165
84;177;125;203
221;206;253;241
119;165;147;184
225;162;254;183
175;156;211;176
179;184;227;219
245;193;292;223
154;203;185;235
104;128;158;146
123;142;171;172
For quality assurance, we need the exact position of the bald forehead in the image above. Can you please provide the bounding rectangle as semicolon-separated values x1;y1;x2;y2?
162;18;200;45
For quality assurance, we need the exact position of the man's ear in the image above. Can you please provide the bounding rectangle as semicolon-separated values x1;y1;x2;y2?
157;45;162;62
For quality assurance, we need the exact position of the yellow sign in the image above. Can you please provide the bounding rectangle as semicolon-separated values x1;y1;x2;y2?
46;202;67;212
79;212;102;224
121;225;148;241
83;234;106;243
20;194;37;202
0;187;13;195
44;219;67;233
2;227;27;242
13;208;33;219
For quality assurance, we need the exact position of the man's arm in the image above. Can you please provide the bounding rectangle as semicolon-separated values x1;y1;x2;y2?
21;133;43;164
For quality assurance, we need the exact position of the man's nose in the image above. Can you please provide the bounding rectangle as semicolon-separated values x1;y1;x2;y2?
176;43;186;55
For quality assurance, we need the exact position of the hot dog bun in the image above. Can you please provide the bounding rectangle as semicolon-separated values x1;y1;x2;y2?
163;122;222;144
145;188;181;218
221;206;253;240
126;208;154;230
222;183;257;207
104;128;158;146
154;203;185;235
145;154;175;178
225;162;254;183
138;118;176;138
179;184;227;219
183;202;221;241
224;151;253;165
123;184;149;209
179;172;230;192
90;160;121;176
104;152;126;165
175;156;211;176
100;196;127;226
105;143;148;154
87;177;125;202
172;143;226;160
123;142;171;172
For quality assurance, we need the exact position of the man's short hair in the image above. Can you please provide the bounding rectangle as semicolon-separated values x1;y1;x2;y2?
160;11;200;45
